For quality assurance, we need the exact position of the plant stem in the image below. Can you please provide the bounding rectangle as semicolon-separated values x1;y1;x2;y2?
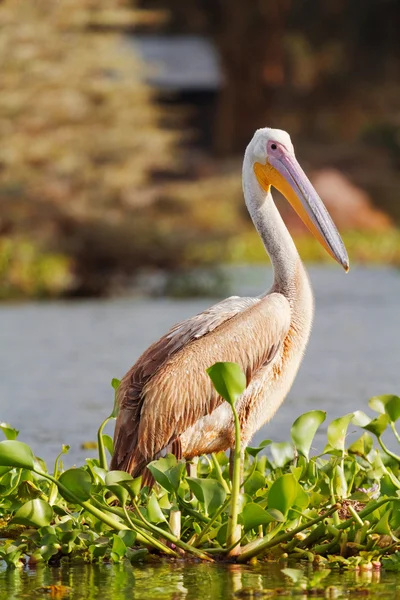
336;497;400;530
210;453;230;493
390;422;400;444
34;469;128;531
348;504;364;526
237;504;339;563
193;497;230;547
91;496;212;560
97;415;112;470
226;403;242;554
177;498;210;524
377;436;400;463
122;505;178;556
241;458;257;489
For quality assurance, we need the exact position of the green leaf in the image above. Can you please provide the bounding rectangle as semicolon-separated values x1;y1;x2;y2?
147;493;167;523
0;423;19;440
206;362;246;406
363;414;389;437
291;410;326;459
111;378;121;391
11;499;53;528
118;530;137;548
270;442;294;468
268;473;298;515
102;435;114;456
385;396;400;423
369;395;400;421
244;471;265;495
241;502;274;531
333;464;347;498
147;455;185;493
352;411;372;427
110;378;121;418
294;484;309;509
327;413;354;452
246;440;272;458
371;510;392;535
187;477;227;515
348;432;373;457
111;534;126;560
58;468;92;502
0;440;34;469
105;470;134;505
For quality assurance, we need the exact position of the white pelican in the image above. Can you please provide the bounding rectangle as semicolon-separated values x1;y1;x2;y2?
111;128;348;476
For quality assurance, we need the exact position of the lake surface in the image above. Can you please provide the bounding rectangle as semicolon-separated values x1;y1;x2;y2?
0;560;399;600
1;266;400;467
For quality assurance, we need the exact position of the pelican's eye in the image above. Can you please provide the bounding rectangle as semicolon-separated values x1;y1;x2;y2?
270;143;277;150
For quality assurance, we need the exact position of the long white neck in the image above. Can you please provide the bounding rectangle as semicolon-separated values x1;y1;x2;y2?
242;154;312;306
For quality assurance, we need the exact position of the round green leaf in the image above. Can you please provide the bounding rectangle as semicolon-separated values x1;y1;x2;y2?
11;499;53;528
327;413;354;452
58;468;92;502
268;473;298;515
105;470;133;485
147;455;185;493
206;362;246;406
244;471;265;495
187;477;227;515
270;442;294;468
291;410;326;459
0;440;34;469
241;502;274;531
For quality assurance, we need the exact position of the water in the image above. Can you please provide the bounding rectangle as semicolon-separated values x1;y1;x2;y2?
1;266;400;467
0;560;399;600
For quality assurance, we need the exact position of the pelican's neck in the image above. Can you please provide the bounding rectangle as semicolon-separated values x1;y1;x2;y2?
242;156;307;299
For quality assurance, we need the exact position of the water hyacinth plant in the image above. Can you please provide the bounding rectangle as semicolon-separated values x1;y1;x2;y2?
1;363;400;569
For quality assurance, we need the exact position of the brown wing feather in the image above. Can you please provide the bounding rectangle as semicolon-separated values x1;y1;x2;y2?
111;293;290;475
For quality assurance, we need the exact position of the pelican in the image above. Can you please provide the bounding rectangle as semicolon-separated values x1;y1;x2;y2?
111;128;349;477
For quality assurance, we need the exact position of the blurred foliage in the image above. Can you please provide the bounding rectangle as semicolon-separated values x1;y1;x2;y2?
144;0;400;153
0;238;72;299
0;0;187;297
1;0;399;299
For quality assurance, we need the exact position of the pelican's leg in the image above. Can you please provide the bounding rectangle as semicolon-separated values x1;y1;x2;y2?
186;456;198;478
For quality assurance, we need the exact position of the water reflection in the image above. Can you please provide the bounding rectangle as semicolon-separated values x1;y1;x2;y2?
0;560;398;600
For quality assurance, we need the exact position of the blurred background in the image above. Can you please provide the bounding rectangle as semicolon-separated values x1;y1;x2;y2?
1;0;400;463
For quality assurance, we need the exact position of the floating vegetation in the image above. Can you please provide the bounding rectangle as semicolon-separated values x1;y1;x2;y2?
0;364;400;569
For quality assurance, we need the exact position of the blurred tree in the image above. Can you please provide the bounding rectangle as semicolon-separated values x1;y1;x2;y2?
0;0;180;295
140;0;400;154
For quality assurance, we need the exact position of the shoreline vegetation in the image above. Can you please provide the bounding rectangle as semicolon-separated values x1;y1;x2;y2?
2;230;400;300
1;362;400;576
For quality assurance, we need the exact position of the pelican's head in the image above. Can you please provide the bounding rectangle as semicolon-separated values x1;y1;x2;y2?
245;127;349;271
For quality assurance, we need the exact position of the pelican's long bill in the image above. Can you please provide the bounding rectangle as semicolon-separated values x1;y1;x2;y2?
254;144;349;271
